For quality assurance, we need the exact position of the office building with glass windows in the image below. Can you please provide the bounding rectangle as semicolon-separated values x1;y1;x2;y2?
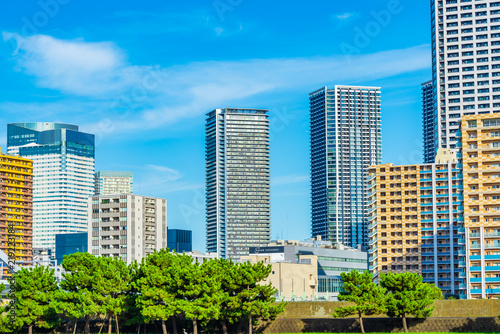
310;85;381;250
94;171;133;195
7;122;95;254
205;108;271;260
429;0;500;158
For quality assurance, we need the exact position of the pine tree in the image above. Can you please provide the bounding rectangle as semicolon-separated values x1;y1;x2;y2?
380;272;442;333
332;270;386;333
177;258;223;334
94;256;132;334
8;266;60;334
53;252;102;334
133;249;188;334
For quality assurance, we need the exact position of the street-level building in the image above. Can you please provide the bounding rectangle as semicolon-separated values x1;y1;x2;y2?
244;238;368;300
310;85;381;250
55;232;88;265
89;194;166;264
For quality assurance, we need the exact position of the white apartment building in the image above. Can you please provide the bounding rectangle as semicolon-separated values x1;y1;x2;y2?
89;194;167;264
94;171;134;195
429;0;500;158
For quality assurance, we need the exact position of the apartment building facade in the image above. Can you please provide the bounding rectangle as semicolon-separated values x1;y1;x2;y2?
310;85;381;249
89;194;167;264
0;150;33;275
429;0;500;157
368;158;466;298
94;171;134;195
205;108;271;260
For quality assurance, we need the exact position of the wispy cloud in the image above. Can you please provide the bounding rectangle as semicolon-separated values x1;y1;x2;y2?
272;174;309;186
1;32;430;137
331;12;360;23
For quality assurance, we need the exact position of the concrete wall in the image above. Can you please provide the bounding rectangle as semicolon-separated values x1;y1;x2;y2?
275;300;500;319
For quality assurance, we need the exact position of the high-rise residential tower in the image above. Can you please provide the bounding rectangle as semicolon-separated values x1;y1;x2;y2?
422;80;436;163
94;171;133;195
0;149;33;277
205;108;271;260
7;123;95;254
430;0;500;156
310;85;381;249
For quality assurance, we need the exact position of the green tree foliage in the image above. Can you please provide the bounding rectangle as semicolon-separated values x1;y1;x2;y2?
239;261;286;334
177;258;223;334
94;256;132;334
332;270;386;334
7;266;60;334
380;272;443;333
133;249;191;334
54;252;102;334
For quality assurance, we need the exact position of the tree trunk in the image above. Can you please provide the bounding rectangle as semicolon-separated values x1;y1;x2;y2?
108;313;113;334
222;318;228;334
29;325;33;334
144;323;147;334
193;319;198;334
402;313;408;333
115;314;120;334
161;318;168;334
73;320;78;334
171;316;177;334
85;315;90;334
249;313;253;334
358;312;365;334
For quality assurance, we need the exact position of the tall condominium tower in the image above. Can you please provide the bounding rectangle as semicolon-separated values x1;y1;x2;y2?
310;86;381;249
205;108;271;260
430;0;500;156
7;123;95;254
422;81;436;163
94;171;133;195
89;194;166;264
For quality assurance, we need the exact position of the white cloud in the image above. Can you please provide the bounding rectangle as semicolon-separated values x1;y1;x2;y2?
2;32;431;137
272;174;309;186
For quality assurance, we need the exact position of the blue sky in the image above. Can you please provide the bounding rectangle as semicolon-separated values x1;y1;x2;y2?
1;0;431;252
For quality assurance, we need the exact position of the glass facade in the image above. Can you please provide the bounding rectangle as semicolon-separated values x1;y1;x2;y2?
167;228;192;253
206;108;271;260
423;81;436;163
7;123;95;255
310;86;382;250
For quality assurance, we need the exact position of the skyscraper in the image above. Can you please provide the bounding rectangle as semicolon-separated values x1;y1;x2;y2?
94;171;133;195
7;123;95;254
422;80;436;163
430;0;500;154
310;85;381;249
205;108;271;260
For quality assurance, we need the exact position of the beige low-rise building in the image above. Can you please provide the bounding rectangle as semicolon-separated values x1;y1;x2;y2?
241;254;318;301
